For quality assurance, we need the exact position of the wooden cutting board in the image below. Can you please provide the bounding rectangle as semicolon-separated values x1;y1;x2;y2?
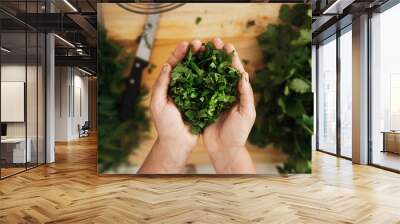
100;3;288;171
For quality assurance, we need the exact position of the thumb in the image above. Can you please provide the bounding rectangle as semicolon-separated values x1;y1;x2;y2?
151;63;171;108
238;72;255;116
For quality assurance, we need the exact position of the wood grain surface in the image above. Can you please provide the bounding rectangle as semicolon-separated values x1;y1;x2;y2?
1;135;400;223
99;3;289;173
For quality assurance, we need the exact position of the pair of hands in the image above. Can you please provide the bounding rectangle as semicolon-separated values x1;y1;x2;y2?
138;38;256;174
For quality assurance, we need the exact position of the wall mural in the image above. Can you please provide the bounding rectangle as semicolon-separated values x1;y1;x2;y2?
97;3;312;174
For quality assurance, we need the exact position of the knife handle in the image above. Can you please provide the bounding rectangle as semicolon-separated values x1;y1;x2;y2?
120;57;148;120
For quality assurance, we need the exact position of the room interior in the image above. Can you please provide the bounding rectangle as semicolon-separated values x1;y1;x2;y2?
0;30;46;178
0;0;96;179
313;0;400;172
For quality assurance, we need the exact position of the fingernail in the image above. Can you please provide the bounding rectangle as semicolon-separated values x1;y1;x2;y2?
162;64;169;73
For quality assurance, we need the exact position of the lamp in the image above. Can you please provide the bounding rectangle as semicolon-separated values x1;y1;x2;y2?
1;47;11;53
63;0;78;12
54;34;75;48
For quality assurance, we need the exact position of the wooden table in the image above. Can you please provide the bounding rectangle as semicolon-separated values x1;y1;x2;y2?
99;3;288;173
382;131;400;154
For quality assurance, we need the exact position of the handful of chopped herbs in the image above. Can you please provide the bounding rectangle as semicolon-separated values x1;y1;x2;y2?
168;42;241;134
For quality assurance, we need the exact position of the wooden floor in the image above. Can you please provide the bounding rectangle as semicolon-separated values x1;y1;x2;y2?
372;151;400;171
0;135;400;223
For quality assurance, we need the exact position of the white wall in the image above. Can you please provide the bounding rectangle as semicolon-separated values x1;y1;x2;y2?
54;67;89;141
1;64;46;163
55;66;69;141
1;65;39;138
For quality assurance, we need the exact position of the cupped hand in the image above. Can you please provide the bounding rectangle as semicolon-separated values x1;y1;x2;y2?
149;42;200;149
202;38;257;174
138;41;203;174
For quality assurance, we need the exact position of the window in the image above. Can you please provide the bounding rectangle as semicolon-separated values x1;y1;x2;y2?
317;36;337;154
339;27;352;158
0;1;47;179
370;2;400;171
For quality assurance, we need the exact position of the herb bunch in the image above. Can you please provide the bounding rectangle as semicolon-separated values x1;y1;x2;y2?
98;28;149;172
168;42;241;134
249;4;313;173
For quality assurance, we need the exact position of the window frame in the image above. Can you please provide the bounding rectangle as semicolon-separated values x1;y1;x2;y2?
315;21;353;160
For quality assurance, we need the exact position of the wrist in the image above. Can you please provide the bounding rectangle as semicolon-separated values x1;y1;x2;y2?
138;137;194;174
207;145;255;174
205;140;245;157
207;144;245;160
157;135;196;153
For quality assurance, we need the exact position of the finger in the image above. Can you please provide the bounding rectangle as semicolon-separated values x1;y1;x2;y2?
223;43;245;74
238;72;256;116
151;63;172;108
167;42;189;67
191;39;202;53
212;37;224;50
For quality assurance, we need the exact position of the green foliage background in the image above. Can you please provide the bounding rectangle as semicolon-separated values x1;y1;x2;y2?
97;29;150;173
249;4;313;173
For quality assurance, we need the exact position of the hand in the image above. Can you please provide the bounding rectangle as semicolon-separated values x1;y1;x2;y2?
203;38;257;174
138;41;203;174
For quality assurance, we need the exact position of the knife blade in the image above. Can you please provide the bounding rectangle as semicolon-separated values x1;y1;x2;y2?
136;14;160;62
120;13;160;120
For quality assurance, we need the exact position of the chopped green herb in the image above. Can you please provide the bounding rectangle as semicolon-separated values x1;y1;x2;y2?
246;20;256;29
168;42;241;134
147;63;156;74
195;17;202;25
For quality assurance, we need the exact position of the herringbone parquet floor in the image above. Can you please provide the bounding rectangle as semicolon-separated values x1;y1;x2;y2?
1;135;400;224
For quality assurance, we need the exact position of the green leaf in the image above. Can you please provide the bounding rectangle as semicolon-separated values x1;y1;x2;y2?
291;29;311;46
277;97;286;112
288;78;310;93
284;85;290;96
286;98;305;117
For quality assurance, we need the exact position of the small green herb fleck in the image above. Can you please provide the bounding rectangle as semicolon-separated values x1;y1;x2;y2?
246;20;256;29
147;63;156;74
195;17;202;25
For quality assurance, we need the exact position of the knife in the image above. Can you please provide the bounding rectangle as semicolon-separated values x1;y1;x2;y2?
120;13;160;120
